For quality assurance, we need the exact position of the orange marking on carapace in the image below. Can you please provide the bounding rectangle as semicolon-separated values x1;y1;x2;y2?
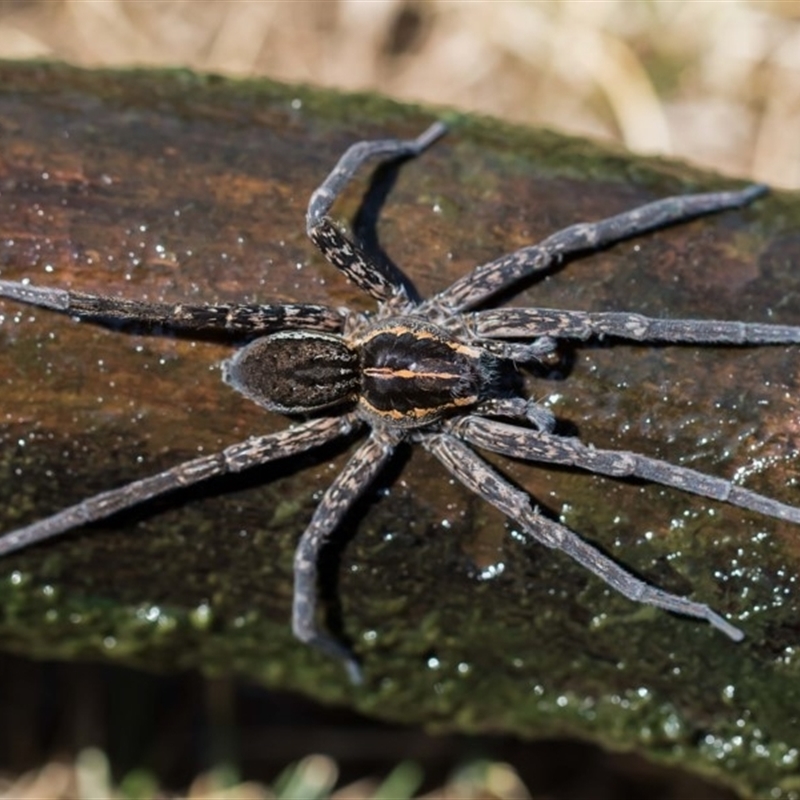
363;367;463;381
358;392;476;421
357;323;481;359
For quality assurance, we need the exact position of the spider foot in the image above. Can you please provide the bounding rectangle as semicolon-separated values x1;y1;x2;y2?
700;608;745;642
343;656;364;686
412;120;449;153
736;183;769;204
0;279;70;310
305;633;364;685
633;581;745;642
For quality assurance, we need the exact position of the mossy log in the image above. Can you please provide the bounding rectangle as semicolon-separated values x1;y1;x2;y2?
0;62;799;798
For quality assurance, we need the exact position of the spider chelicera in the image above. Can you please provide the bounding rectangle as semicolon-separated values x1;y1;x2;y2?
1;122;799;684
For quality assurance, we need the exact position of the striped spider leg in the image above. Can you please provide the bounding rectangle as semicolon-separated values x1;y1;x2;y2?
424;432;747;641
1;121;798;684
426;182;769;314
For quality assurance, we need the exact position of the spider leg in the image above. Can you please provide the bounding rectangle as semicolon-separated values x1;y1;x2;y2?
430;184;768;313
450;416;800;524
423;432;744;641
0;415;358;557
472;397;556;433
470;306;800;344
0;279;343;335
306;122;447;304
292;431;398;684
477;335;558;363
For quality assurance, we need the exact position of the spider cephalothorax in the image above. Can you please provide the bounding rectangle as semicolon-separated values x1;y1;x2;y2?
1;122;799;684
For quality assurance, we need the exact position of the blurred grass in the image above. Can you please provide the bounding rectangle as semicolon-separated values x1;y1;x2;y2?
0;0;799;187
0;750;532;800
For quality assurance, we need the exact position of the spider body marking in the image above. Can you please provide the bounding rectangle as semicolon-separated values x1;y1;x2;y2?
223;316;503;426
1;122;800;685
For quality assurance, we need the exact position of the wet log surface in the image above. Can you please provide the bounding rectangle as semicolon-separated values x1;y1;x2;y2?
0;62;799;797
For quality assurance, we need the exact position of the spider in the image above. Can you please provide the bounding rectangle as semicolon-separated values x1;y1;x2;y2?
1;122;799;684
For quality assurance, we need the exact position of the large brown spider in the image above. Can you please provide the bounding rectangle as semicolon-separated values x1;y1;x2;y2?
0;123;798;683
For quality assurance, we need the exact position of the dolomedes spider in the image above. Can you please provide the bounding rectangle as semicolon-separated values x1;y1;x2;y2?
1;122;799;684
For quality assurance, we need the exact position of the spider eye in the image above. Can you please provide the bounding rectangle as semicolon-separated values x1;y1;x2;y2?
223;331;358;415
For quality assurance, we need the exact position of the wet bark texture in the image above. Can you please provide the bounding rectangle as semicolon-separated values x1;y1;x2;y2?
1;62;799;798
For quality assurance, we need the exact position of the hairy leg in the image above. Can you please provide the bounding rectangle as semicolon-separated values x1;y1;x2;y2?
424;432;744;641
292;431;398;684
306;122;447;303
0;415;359;556
0;279;344;335
450;416;800;524
430;184;767;313
470;397;556;433
470;306;800;344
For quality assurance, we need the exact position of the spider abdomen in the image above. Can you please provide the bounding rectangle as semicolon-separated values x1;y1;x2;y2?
356;318;491;427
223;330;359;414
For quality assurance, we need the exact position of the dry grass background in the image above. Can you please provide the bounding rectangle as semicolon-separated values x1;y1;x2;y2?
1;0;800;188
0;2;797;798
